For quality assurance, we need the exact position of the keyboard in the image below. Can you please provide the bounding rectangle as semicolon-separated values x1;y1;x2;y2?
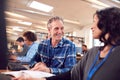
8;62;27;71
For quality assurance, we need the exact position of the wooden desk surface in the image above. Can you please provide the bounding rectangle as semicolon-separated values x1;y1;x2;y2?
0;64;29;73
0;69;10;73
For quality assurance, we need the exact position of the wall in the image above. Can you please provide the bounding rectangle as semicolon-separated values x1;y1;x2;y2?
75;26;93;49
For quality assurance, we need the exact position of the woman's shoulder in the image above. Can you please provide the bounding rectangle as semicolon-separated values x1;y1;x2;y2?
90;46;100;51
87;46;100;55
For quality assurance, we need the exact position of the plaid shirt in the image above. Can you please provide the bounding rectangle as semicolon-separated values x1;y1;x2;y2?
32;38;76;75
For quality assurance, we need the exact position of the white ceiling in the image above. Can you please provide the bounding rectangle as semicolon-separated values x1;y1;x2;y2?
5;0;120;41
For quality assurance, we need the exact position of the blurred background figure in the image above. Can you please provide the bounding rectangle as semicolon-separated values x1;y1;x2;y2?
68;36;74;42
81;44;88;55
9;31;39;65
14;37;29;56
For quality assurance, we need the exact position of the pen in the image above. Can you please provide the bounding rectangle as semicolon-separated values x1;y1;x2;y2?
20;71;30;79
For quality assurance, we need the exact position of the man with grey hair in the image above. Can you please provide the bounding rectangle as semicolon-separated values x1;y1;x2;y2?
31;16;76;75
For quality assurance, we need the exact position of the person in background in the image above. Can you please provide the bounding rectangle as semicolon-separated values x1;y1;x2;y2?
68;36;74;42
14;7;120;80
10;31;39;65
30;16;76;75
10;42;18;53
81;44;88;54
12;37;29;56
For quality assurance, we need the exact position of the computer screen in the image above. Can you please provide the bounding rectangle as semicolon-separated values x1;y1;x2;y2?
0;0;8;69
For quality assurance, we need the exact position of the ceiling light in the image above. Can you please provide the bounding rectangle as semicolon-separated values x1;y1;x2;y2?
12;27;23;32
18;21;32;26
64;19;80;25
7;31;18;35
5;11;26;18
35;25;47;30
85;0;110;9
29;1;53;12
112;0;120;3
5;18;21;22
87;0;110;7
92;4;105;9
40;21;47;24
38;27;47;30
28;30;35;33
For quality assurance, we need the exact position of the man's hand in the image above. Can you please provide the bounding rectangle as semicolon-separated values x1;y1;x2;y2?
31;62;51;73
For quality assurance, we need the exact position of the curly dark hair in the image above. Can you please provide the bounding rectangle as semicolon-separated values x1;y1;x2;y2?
95;7;120;47
23;31;37;42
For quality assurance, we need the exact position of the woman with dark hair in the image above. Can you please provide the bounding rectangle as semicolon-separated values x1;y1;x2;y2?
14;7;120;80
10;31;39;65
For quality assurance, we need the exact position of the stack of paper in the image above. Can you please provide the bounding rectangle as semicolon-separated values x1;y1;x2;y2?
2;70;54;78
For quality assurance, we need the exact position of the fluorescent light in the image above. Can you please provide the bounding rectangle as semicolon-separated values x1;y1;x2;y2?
18;21;32;26
12;27;23;32
29;1;53;12
86;0;110;9
5;18;21;22
64;19;80;25
40;21;47;24
5;11;26;18
7;31;18;35
28;30;35;33
112;0;120;3
21;9;51;16
92;4;105;9
38;27;47;30
35;25;47;30
87;0;110;7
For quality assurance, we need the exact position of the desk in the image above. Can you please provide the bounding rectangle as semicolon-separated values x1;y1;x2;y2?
0;70;9;73
0;64;30;72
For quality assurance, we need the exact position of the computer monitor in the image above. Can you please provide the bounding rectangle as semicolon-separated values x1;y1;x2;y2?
0;0;8;69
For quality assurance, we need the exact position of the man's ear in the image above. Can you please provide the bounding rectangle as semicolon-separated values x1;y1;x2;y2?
48;28;50;32
48;27;51;32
